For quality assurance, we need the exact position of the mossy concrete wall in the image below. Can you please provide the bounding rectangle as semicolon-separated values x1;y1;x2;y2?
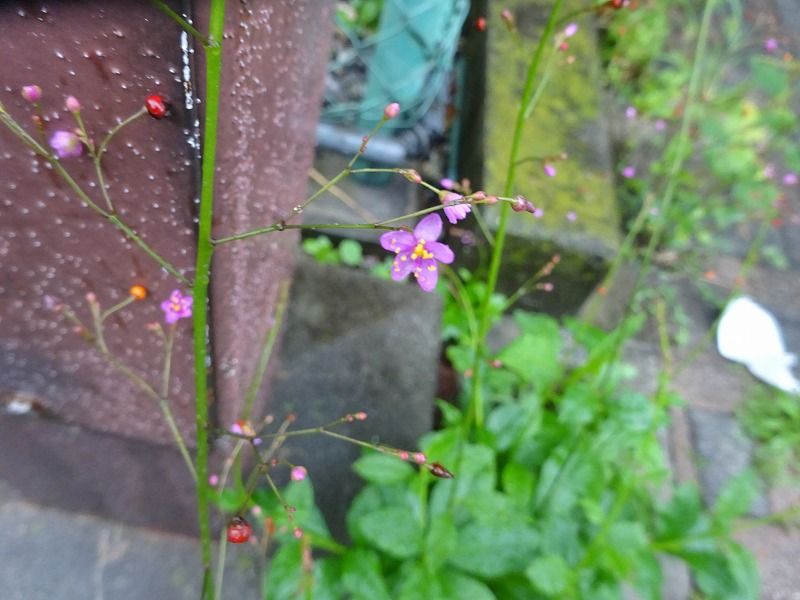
466;0;620;314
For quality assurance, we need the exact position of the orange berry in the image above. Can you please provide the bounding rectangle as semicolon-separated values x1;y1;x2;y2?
129;285;148;300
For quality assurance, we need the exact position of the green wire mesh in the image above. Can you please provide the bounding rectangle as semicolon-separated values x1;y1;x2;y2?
322;0;470;130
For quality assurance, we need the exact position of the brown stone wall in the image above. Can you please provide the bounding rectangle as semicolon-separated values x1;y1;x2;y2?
0;0;333;531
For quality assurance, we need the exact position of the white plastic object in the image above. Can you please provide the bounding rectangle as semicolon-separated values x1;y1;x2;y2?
716;296;800;394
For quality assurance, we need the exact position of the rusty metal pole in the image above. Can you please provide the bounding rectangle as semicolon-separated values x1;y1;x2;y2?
0;0;333;533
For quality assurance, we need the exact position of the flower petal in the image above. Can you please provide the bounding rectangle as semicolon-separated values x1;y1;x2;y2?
414;259;439;292
413;213;443;242
390;253;415;281
428;241;454;264
380;230;415;252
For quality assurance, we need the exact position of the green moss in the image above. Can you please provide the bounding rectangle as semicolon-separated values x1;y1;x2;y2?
484;0;619;250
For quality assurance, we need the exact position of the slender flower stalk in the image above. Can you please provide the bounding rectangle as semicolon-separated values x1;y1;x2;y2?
468;0;566;430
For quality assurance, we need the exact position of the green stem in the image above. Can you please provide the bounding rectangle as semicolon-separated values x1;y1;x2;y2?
242;281;290;420
193;1;226;597
627;0;717;307
467;0;566;430
213;221;407;245
107;216;190;285
150;0;211;45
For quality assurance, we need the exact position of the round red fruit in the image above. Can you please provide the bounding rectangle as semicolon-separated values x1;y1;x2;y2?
474;17;487;32
145;94;168;119
226;516;252;544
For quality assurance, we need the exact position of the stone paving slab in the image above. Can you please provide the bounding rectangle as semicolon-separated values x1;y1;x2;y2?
687;408;769;517
0;498;259;600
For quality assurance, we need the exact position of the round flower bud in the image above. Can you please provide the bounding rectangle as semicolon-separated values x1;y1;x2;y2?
21;85;42;103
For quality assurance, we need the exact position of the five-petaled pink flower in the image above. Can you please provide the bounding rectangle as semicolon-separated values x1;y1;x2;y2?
381;214;454;292
49;130;82;159
441;192;471;224
160;289;192;324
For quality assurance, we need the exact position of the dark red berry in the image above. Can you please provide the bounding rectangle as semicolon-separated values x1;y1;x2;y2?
227;516;252;544
429;462;454;479
145;94;168;119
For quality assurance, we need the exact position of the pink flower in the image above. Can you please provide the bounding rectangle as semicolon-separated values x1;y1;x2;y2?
543;163;557;177
566;211;577;222
783;172;798;186
441;192;471;224
380;214;455;292
49;130;82;159
208;474;219;486
21;85;42;103
291;466;307;482
383;102;400;120
625;106;637;119
654;119;667;132
440;178;456;190
160;289;192;324
621;165;636;179
764;38;779;53
65;96;81;113
564;23;578;37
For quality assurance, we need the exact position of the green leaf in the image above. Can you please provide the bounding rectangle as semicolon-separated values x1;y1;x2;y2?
713;471;759;523
497;326;561;391
394;561;445;600
502;461;535;508
341;548;392;600
424;513;457;570
263;540;302;600
657;484;702;539
353;453;415;485
354;506;423;559
601;521;649;577
525;553;571;596
338;239;363;266
310;558;344;600
487;403;528;451
440;572;496;600
214;487;247;512
448;522;539;578
435;399;463;426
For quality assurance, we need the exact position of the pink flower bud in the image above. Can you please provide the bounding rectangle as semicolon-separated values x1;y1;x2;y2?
293;527;303;539
291;466;307;482
472;191;487;200
543;163;556;177
65;96;81;113
383;102;400;120
354;411;367;421
208;474;219;486
564;23;578;37
485;195;499;205
398;451;410;461
501;9;515;31
401;170;422;184
413;452;427;464
85;292;97;303
21;85;42;103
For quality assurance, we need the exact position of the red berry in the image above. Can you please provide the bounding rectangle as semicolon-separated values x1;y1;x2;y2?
145;94;168;119
474;17;487;32
226;516;252;544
